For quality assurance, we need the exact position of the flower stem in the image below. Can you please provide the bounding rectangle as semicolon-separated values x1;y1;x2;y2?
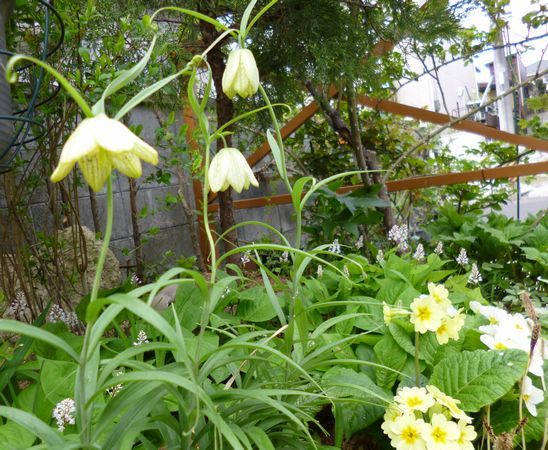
78;175;114;446
414;332;420;387
90;176;114;303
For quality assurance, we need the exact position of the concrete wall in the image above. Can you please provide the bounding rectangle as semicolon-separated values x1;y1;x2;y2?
0;106;296;271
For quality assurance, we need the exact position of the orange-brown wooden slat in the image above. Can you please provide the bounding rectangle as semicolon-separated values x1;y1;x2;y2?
208;161;548;212
356;94;548;152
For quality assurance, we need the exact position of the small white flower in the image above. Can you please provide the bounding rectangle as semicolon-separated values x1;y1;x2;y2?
106;369;124;397
456;248;469;266
317;264;323;278
434;241;444;255
328;239;342;254
52;398;76;432
130;273;141;285
47;304;68;324
240;250;251;265
388;225;409;252
355;235;364;250
133;330;149;346
208;147;259;193
342;265;350;278
413;244;425;262
468;263;482;285
222;48;260;99
280;251;289;263
5;291;28;321
522;376;544;416
376;249;385;264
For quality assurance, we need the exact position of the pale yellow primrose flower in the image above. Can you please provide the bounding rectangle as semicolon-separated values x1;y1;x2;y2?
394;387;435;414
51;114;158;192
389;414;427;450
381;404;405;439
383;302;411;325
426;385;472;424
422;413;460;450
222;48;259;99
522;376;544;417
435;312;465;345
410;295;444;334
208;147;259;193
456;419;477;450
427;283;451;309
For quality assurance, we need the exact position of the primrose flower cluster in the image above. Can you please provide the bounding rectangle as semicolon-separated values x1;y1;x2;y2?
382;385;476;450
384;283;465;345
470;301;546;416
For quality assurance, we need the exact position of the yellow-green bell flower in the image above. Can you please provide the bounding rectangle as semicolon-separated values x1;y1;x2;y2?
51;114;158;192
208;147;259;193
222;48;259;99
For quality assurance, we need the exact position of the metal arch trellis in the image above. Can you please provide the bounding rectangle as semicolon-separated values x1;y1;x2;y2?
0;0;65;173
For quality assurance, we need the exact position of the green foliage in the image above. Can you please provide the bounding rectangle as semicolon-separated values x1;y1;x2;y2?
430;349;528;411
427;205;548;305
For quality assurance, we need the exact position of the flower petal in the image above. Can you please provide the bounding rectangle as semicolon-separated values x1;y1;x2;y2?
93;115;138;153
51;161;76;183
111;152;142;179
208;151;229;193
132;139;158;165
58;118;99;164
78;150;112;192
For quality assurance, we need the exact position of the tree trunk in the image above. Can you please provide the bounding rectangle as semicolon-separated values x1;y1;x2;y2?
198;19;239;260
306;81;396;233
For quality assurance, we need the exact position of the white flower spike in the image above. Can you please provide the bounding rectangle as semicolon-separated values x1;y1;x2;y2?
51;114;158;192
208;147;259;193
222;48;260;99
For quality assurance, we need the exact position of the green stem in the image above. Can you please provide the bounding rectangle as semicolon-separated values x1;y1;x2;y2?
258;84;291;193
202;141;217;283
77;175;114;446
194;141;216;367
7;55;93;118
414;332;420;387
90;176;114;303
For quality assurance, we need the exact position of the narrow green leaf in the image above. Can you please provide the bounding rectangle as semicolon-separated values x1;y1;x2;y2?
93;35;157;115
0;407;65;447
0;320;78;361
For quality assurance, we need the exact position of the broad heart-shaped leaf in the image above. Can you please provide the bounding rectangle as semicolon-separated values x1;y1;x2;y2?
323;367;392;437
374;335;408;389
238;286;285;322
430;349;528;412
39;359;78;404
0;421;36;449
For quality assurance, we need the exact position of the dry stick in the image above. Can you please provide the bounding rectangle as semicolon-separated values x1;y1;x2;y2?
224;324;289;390
381;67;548;184
128;177;144;280
174;165;206;272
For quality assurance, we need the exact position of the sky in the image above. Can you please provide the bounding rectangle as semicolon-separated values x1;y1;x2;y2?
463;0;548;82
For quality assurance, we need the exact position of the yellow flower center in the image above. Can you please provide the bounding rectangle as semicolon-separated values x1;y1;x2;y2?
431;426;447;443
402;426;420;444
406;397;422;407
489;316;498;325
417;306;432;321
523;394;530;401
437;323;447;334
494;342;508;350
